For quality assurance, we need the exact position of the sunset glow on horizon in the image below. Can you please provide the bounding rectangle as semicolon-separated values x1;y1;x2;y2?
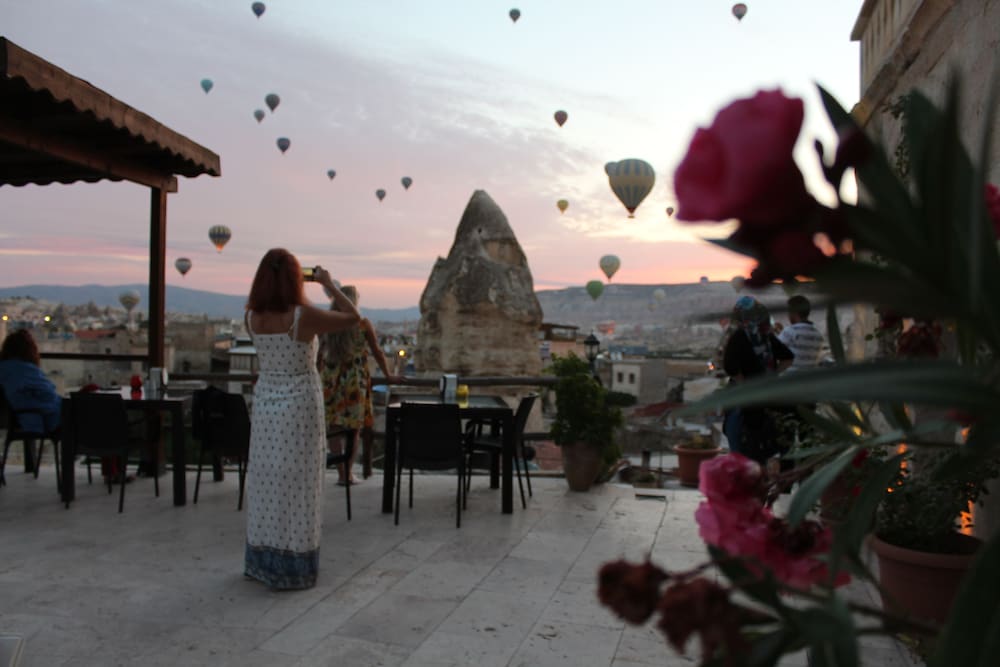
0;2;861;308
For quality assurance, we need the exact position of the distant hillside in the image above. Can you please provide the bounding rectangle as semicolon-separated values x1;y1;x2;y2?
0;281;814;328
0;284;420;323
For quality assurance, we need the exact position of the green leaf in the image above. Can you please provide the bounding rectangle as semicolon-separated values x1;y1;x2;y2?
788;446;858;526
826;303;845;365
929;531;1000;667
813;259;967;321
706;235;758;259
877;402;912;432
787;599;858;667
675;361;1000;417
746;629;795;667
832;454;905;563
708;546;786;613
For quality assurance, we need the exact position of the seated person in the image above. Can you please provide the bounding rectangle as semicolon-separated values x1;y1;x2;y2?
0;328;60;433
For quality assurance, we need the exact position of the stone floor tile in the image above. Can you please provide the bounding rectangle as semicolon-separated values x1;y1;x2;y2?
477;555;570;600
539;577;624;629
435;588;548;639
406;630;517;667
296;635;410;667
388;559;494;601
508;619;622;667
334;592;458;648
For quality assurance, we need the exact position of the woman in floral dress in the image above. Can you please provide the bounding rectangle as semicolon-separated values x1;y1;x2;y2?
319;285;399;485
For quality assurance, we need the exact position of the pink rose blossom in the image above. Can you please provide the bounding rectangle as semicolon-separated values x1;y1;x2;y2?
698;453;766;508
675;89;813;227
986;183;1000;237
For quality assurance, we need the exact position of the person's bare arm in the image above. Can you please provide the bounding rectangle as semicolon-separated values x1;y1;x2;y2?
364;319;402;384
298;268;360;339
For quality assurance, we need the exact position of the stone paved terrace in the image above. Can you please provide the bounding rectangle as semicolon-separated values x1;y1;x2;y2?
0;464;920;667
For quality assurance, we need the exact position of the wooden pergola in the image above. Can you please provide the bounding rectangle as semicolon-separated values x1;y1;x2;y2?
0;37;221;367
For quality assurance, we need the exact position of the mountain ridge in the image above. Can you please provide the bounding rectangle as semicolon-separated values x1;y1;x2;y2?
0;282;797;327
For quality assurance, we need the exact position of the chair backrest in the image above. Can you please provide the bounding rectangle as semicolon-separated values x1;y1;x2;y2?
193;387;249;457
513;394;537;437
399;402;463;470
69;392;129;455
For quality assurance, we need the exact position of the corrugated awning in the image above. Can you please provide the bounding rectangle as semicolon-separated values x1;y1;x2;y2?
0;37;220;191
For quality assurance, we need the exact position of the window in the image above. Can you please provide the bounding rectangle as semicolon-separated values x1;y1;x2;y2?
616;372;623;383
628;373;636;384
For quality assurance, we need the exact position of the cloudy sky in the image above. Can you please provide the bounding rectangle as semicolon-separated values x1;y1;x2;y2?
1;1;861;308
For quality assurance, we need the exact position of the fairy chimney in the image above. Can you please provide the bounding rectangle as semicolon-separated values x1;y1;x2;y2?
416;190;543;376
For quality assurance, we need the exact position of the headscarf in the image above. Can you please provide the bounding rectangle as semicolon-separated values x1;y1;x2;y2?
732;296;775;370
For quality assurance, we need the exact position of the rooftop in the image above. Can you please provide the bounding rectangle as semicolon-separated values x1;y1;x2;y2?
0;463;920;666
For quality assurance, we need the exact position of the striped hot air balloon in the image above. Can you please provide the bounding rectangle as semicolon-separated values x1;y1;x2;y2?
174;257;192;276
605;159;655;217
599;255;620;281
208;225;232;252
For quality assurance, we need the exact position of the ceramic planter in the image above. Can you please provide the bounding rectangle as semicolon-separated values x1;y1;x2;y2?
561;443;602;492
675;445;721;488
869;532;981;626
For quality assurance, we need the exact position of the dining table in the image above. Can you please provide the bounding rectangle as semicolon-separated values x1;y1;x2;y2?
59;387;191;507
382;394;516;515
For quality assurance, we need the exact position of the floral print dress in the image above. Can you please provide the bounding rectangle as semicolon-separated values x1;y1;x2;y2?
322;323;374;433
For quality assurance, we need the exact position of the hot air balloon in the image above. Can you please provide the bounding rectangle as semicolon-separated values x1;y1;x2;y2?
251;2;265;18
253;108;265;123
401;176;413;190
276;137;290;154
599;255;620;281
586;280;604;301
666;206;675;217
554;110;568;127
265;93;280;112
732;3;748;21
653;288;666;303
731;275;745;292
327;169;336;180
209;225;232;253
605;159;655;217
700;276;709;285
376;189;386;202
556;199;569;214
119;290;140;313
509;8;520;23
174;257;192;276
200;78;213;94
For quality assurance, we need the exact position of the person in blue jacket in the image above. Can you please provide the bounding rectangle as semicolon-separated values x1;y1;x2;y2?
0;328;60;433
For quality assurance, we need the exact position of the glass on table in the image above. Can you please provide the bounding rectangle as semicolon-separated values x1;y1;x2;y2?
456;384;470;407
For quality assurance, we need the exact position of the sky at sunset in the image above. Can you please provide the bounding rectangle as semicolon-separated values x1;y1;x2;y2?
1;1;861;308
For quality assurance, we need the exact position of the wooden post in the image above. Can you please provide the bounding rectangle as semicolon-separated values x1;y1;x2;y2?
148;187;167;368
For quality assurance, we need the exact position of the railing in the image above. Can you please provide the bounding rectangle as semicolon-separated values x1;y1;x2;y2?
168;372;558;389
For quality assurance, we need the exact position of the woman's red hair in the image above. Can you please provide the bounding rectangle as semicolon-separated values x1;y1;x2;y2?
246;248;306;313
0;328;41;366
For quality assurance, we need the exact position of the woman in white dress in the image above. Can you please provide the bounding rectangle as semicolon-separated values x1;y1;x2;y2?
243;248;359;590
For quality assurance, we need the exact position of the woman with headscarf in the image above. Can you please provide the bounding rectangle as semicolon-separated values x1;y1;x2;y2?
721;296;793;463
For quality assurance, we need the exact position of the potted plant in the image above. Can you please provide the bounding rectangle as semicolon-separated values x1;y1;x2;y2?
594;79;1000;666
673;433;720;487
548;353;623;492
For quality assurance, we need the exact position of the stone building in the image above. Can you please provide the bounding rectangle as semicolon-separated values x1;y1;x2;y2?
850;0;1000;539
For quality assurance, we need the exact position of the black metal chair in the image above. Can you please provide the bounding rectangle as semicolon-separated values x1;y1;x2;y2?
464;393;537;509
67;392;157;512
191;387;250;511
0;386;61;489
395;402;466;528
326;426;356;520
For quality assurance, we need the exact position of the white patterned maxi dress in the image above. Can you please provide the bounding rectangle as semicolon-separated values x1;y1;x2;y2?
244;307;326;589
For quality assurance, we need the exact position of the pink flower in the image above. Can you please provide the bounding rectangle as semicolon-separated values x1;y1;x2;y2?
986;183;1000;237
698;453;766;508
675;90;813;227
696;500;772;556
598;559;670;624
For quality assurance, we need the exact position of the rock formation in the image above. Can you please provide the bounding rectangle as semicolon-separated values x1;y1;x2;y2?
416;190;543;376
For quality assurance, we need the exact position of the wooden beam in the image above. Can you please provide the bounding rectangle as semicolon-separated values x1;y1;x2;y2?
0;116;178;192
148;187;167;368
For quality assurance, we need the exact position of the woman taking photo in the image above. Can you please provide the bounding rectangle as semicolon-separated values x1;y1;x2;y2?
243;248;359;590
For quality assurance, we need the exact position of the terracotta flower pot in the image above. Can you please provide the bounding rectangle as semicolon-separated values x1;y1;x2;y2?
561;443;602;492
869;532;981;626
675;446;721;488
